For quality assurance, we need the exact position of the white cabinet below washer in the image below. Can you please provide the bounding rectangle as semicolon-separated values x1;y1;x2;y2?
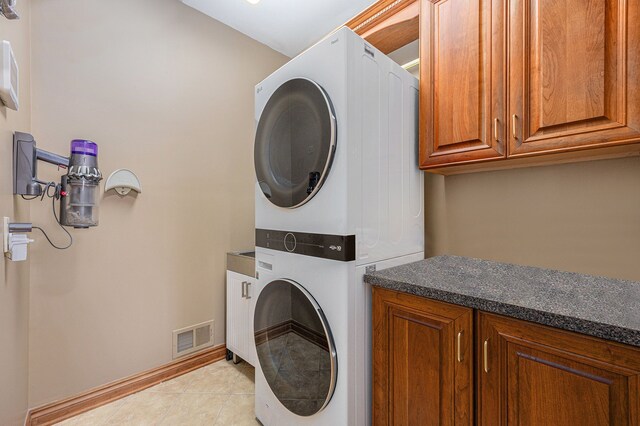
226;270;255;366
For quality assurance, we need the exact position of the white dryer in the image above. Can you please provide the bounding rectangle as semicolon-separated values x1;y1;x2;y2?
252;247;423;426
254;27;423;266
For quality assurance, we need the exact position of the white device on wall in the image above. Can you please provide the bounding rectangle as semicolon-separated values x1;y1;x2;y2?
3;217;33;262
104;169;142;196
0;40;18;111
252;27;424;426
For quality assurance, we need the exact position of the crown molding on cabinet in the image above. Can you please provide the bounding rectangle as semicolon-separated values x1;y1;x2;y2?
346;0;419;54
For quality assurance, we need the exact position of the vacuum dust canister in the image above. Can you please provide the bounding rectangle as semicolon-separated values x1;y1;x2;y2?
60;140;103;228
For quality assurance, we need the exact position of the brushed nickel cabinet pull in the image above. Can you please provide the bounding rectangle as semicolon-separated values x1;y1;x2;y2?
245;281;252;299
494;118;499;142
512;114;518;139
457;330;464;362
483;338;490;373
241;281;247;298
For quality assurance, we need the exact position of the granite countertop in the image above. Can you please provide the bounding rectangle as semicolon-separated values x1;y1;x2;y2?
364;255;640;348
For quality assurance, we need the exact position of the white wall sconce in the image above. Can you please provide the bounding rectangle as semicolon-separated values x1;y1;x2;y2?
104;169;142;196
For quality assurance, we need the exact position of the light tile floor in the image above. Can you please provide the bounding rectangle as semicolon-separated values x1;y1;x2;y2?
55;359;260;426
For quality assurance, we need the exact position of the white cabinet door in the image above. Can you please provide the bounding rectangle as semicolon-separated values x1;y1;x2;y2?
226;271;255;366
226;271;242;356
244;276;255;366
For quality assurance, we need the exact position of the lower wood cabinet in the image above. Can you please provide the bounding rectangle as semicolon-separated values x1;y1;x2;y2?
478;312;640;426
372;287;473;425
373;288;640;425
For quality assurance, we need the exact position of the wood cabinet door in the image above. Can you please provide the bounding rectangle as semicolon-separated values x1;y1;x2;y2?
478;312;640;426
372;287;473;426
419;0;506;168
508;0;640;156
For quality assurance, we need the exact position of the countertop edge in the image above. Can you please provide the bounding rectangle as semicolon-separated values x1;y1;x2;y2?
365;275;640;348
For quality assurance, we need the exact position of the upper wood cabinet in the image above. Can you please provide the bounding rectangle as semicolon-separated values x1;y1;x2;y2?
419;0;506;168
416;0;640;172
478;312;640;426
508;0;640;157
372;287;473;426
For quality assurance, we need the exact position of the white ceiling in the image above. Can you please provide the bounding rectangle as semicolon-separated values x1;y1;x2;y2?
181;0;377;57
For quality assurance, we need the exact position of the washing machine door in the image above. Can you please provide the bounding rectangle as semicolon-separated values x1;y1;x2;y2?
254;279;337;417
254;78;336;208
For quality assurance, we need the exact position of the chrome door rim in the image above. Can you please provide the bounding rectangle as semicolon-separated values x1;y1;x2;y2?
254;77;337;209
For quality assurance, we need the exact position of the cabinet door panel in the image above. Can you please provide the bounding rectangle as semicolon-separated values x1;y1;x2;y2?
373;287;473;425
433;0;481;147
479;312;640;426
509;0;640;156
508;347;616;425
390;308;442;426
419;0;505;168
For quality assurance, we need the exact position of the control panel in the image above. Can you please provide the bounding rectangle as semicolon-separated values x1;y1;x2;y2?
256;229;355;262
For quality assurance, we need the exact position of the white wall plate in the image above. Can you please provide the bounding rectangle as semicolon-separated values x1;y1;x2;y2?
0;40;18;111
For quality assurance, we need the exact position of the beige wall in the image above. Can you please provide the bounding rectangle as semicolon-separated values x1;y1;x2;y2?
0;2;31;425
425;156;640;281
28;0;286;407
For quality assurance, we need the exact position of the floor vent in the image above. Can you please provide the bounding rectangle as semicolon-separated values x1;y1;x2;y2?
172;320;214;359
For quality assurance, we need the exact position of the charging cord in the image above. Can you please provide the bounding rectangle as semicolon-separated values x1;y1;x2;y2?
20;182;73;250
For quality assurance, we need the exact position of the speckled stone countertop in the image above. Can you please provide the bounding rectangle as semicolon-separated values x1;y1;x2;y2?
364;255;640;348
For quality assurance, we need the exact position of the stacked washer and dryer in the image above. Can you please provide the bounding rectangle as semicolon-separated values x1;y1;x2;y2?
251;27;424;426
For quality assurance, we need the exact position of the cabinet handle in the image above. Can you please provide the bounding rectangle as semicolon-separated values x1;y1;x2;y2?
493;118;499;142
512;114;518;140
241;281;247;298
483;338;490;373
245;282;252;299
457;330;464;362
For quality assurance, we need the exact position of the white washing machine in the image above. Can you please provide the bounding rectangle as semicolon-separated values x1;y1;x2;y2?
252;247;423;426
254;27;423;266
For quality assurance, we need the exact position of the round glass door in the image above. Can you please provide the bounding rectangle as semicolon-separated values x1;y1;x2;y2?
254;78;336;208
254;279;337;417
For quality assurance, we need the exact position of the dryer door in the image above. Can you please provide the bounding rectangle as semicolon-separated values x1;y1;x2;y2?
254;279;337;416
255;78;336;208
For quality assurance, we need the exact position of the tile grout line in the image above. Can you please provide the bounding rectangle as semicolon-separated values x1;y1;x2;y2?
97;399;125;426
211;393;233;426
154;370;198;426
156;392;185;426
